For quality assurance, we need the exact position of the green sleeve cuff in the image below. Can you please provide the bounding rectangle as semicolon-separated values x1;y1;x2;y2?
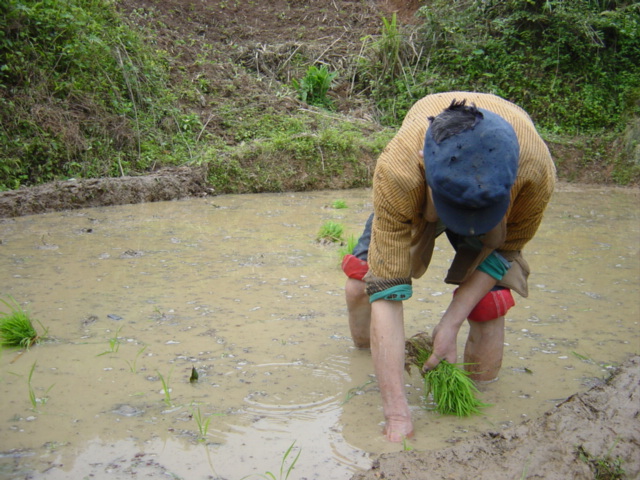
369;284;413;303
477;251;511;281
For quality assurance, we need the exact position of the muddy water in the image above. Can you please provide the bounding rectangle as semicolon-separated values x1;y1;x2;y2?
0;185;638;480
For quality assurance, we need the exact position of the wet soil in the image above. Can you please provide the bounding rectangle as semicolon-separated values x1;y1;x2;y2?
354;355;640;480
0;166;211;218
1;1;638;479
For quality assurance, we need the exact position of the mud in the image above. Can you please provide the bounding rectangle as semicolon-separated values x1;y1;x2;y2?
0;166;211;218
354;355;640;480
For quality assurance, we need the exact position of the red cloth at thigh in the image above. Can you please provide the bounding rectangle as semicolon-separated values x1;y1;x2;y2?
454;287;515;322
342;254;369;281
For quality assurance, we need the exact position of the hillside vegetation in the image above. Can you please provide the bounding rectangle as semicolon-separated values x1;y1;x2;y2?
1;0;639;192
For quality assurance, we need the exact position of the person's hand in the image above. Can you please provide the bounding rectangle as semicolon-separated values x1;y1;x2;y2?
422;321;459;372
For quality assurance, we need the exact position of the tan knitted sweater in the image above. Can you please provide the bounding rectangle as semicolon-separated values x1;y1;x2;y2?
366;92;556;291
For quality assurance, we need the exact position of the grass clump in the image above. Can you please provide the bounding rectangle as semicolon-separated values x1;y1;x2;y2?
317;221;344;243
577;443;626;480
0;297;45;349
405;332;489;416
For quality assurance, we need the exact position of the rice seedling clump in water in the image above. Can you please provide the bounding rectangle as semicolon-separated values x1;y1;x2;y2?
0;296;42;349
405;332;489;416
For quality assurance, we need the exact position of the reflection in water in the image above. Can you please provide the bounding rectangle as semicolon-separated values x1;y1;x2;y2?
0;186;638;479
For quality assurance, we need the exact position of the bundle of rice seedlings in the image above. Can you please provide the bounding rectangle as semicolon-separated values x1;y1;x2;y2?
405;332;489;416
0;296;42;349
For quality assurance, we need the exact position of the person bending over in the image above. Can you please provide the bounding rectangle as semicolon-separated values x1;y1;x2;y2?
342;92;556;442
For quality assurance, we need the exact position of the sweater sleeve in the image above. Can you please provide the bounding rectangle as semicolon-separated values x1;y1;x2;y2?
364;124;427;296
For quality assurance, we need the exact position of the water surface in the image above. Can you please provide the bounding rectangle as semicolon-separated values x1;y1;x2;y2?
0;186;638;479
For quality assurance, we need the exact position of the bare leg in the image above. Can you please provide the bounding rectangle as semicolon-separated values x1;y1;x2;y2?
370;300;413;442
345;278;371;348
463;316;505;382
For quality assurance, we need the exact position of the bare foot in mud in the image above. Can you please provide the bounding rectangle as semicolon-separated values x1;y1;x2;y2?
383;416;414;443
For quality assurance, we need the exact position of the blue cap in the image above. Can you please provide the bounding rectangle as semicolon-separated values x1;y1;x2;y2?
423;108;519;236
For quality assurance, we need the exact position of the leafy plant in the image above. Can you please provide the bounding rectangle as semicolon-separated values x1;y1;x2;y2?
331;199;348;209
0;297;45;349
292;65;337;109
317;221;344;243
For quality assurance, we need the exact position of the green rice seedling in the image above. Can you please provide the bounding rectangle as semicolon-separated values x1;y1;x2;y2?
0;297;45;349
27;361;54;410
157;369;173;406
402;437;413;451
331;199;348;209
27;362;37;409
317;221;344;243
125;345;147;373
97;326;122;356
240;441;301;480
341;378;374;405
405;332;489;416
192;406;212;441
338;234;357;258
257;441;301;480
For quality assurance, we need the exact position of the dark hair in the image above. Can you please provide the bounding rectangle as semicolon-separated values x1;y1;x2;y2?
427;99;484;144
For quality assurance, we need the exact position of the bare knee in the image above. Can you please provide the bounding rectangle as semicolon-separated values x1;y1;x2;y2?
465;317;505;382
345;278;371;348
345;278;367;304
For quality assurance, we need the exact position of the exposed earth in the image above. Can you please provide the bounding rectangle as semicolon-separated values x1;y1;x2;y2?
1;1;638;479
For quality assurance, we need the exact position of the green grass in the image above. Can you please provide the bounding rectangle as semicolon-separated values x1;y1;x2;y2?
577;442;626;480
0;297;45;349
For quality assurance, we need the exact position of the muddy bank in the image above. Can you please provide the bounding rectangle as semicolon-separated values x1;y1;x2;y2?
0;166;211;218
352;355;640;480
